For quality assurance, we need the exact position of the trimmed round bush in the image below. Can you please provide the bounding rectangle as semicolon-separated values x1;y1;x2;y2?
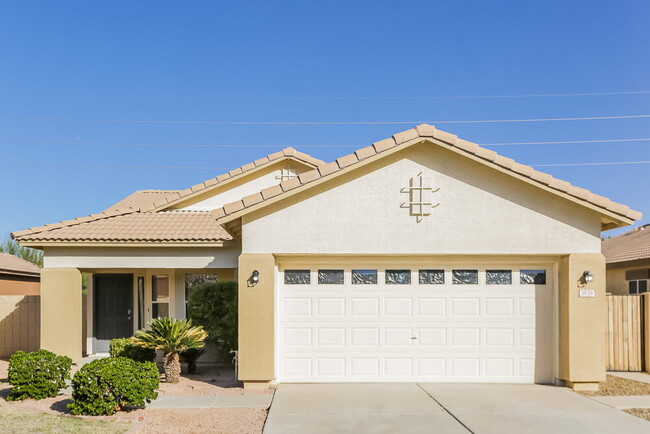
7;349;72;401
68;357;159;416
110;337;156;363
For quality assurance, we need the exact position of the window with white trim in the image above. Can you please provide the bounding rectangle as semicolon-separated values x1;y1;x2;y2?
629;280;648;294
152;275;170;318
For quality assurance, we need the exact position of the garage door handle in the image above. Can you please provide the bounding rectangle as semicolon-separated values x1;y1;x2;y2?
411;337;417;340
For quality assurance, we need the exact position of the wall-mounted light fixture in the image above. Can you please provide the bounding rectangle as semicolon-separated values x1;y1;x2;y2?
250;270;260;285
583;270;594;283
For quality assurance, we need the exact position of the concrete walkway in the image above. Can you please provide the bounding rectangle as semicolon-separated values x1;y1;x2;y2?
608;371;650;384
265;383;650;434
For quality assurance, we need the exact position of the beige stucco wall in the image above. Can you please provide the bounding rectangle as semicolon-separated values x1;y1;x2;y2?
242;145;603;255
43;247;240;269
559;253;607;386
40;268;82;362
237;254;275;387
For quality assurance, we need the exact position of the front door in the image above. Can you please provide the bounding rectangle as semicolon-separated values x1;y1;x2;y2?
94;274;133;353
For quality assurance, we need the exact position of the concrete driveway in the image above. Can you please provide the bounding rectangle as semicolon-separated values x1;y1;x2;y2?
264;383;650;434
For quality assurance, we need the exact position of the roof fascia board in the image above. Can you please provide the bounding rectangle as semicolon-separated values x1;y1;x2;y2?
216;137;634;228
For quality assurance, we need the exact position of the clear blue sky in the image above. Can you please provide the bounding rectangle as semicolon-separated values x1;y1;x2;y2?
1;1;648;239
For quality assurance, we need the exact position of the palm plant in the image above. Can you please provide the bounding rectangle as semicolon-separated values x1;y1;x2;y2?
133;318;208;383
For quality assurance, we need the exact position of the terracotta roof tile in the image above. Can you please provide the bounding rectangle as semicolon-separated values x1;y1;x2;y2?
0;253;41;276
14;211;231;244
603;225;650;263
212;124;642;224
260;184;283;200
372;137;397;153
355;145;376;161
336;154;358;169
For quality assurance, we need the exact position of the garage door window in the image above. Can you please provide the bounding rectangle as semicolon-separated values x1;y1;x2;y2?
520;270;546;285
419;269;445;284
386;270;411;284
352;269;377;284
285;270;310;285
318;270;344;284
452;269;478;284
486;270;512;285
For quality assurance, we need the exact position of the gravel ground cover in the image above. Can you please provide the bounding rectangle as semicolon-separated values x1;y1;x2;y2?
0;359;270;433
577;375;650;397
575;374;650;423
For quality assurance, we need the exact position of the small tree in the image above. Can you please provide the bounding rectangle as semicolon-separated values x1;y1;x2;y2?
187;281;237;360
133;318;207;383
1;236;43;267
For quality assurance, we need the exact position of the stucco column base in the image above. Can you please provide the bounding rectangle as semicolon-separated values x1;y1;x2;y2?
559;253;607;386
243;381;271;390
40;268;82;363
238;254;275;384
566;381;600;392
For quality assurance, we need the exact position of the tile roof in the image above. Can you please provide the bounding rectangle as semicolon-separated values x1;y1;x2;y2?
140;147;325;213
14;211;232;244
0;253;41;276
603;224;650;264
12;147;324;245
212;124;642;224
103;190;181;212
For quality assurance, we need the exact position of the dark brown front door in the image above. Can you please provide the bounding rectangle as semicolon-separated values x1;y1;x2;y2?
93;274;133;353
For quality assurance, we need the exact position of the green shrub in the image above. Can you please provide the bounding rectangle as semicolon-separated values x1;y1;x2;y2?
7;350;72;401
187;281;237;359
109;337;156;363
180;348;205;374
68;357;159;416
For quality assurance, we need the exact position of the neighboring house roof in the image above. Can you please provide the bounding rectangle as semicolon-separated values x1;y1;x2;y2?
212;124;641;229
103;190;181;212
14;211;232;245
0;253;41;277
603;224;650;264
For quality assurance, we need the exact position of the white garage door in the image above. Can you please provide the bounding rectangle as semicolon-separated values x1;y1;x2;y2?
277;264;554;383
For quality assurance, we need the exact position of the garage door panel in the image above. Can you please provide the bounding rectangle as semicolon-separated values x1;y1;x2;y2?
278;264;554;383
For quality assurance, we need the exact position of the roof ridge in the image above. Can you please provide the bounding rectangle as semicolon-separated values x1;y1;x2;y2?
140;147;325;213
211;124;642;223
12;208;139;239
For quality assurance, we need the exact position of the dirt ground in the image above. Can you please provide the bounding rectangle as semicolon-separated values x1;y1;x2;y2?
0;359;271;433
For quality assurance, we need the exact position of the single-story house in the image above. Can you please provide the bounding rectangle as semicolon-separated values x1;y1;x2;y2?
12;124;641;391
0;253;41;356
603;224;650;295
0;252;40;296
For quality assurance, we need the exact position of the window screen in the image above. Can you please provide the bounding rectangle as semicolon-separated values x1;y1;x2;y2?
284;270;310;285
352;269;377;284
318;270;344;284
486;270;512;285
419;270;445;284
452;270;478;284
520;270;546;285
386;270;411;284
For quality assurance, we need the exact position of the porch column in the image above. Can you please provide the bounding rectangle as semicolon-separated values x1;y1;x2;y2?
238;254;275;389
41;268;82;362
559;253;606;391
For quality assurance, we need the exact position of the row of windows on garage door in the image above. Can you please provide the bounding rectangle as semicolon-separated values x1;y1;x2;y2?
283;268;547;286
